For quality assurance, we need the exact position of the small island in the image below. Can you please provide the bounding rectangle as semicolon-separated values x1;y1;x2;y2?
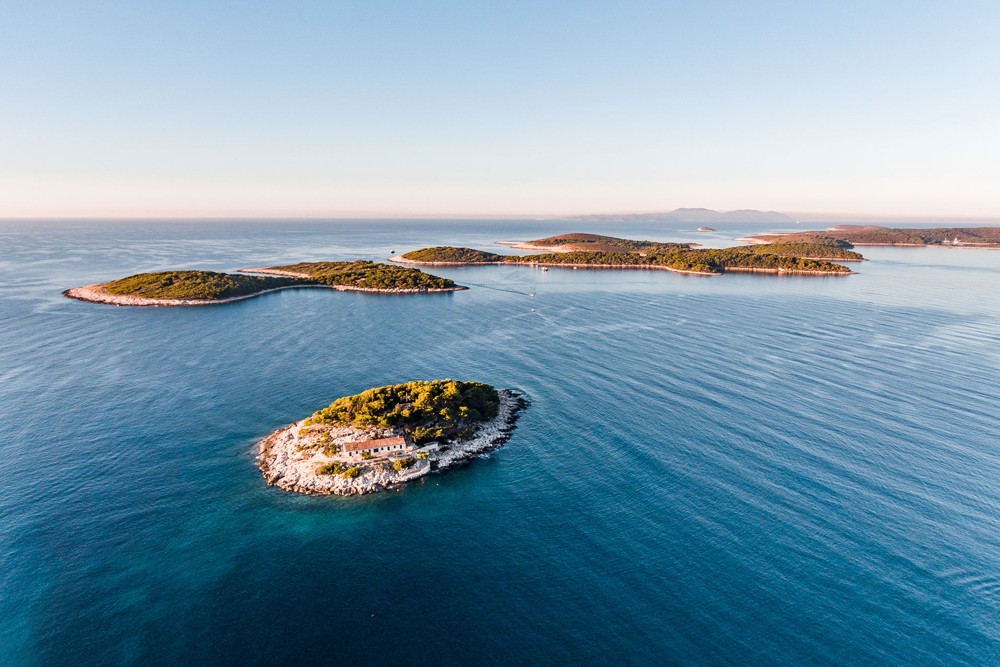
395;233;860;275
257;380;527;496
64;261;463;306
741;225;1000;248
697;227;716;232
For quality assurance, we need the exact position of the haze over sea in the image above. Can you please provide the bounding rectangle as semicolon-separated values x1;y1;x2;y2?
1;219;998;665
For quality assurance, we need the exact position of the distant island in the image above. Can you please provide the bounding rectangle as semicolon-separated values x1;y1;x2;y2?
497;232;693;254
258;380;527;496
574;208;797;224
742;225;1000;248
64;261;463;306
395;233;860;275
697;227;716;232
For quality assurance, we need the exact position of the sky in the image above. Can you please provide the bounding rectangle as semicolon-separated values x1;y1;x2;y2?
1;1;999;219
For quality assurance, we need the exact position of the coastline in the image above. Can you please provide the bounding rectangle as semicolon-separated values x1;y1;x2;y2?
393;257;851;276
389;256;501;267
257;389;528;496
494;241;575;253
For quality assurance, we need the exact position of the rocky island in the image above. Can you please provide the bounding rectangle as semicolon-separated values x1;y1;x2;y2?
258;380;527;496
742;225;1000;248
64;261;463;306
395;233;860;275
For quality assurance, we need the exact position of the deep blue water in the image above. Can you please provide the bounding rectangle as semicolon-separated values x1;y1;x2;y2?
1;220;998;665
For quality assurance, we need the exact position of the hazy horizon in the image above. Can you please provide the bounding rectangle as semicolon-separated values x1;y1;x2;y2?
4;209;1000;224
3;2;999;219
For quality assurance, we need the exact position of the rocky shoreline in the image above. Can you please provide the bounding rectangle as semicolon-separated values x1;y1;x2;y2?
257;389;528;496
62;283;323;307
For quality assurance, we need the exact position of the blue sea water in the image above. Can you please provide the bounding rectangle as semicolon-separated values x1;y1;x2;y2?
0;219;998;665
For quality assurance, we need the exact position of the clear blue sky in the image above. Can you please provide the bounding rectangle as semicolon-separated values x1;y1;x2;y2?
2;1;998;218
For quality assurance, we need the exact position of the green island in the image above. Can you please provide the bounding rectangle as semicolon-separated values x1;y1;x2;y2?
502;232;693;254
743;225;1000;247
396;233;858;275
257;380;528;496
64;261;463;306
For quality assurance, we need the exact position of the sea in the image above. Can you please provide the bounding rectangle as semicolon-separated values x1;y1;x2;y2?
0;219;998;665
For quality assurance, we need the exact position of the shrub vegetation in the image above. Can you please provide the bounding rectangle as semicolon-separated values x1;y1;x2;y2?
401;247;506;263
306;380;500;445
98;261;455;301
393;456;417;471
264;260;456;289
750;227;1000;247
103;270;297;300
730;243;864;261
400;233;855;275
519;233;691;254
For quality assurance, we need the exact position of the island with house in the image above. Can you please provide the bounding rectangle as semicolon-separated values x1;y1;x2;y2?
740;225;1000;248
257;380;528;496
63;261;463;306
394;232;861;275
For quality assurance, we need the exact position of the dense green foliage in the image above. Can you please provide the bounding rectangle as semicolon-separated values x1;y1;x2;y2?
400;247;506;263
103;270;298;300
306;380;501;445
754;227;1000;247
264;260;456;289
521;233;690;254
401;245;852;274
731;243;864;261
99;261;455;301
833;227;1000;245
318;461;350;475
512;249;851;274
393;456;416;471
399;231;859;275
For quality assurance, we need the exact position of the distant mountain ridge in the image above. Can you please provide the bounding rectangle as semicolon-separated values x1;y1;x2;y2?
575;208;797;224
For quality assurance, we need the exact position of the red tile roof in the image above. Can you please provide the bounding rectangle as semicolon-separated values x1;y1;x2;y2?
342;435;407;453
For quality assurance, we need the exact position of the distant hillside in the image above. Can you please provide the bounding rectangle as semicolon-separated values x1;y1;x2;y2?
575;208;796;224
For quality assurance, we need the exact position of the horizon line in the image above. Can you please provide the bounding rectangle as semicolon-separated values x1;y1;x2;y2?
3;211;1000;223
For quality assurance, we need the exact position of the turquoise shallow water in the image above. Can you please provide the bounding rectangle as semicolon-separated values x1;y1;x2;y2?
0;220;998;665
